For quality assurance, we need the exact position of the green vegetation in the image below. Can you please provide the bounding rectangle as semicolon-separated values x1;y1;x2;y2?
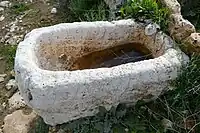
119;0;170;32
0;45;17;70
11;3;30;14
29;117;49;133
178;0;200;31
59;0;110;22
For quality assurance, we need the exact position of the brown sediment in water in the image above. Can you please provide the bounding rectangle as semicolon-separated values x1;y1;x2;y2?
68;43;152;71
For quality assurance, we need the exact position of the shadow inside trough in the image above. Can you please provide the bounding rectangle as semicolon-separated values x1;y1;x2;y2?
68;43;152;71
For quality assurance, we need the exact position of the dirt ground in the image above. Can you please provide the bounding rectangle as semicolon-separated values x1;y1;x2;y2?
0;0;69;131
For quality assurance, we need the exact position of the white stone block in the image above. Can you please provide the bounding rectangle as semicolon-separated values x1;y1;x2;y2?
15;19;189;126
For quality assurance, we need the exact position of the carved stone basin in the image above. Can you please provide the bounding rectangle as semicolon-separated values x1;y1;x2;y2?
14;19;188;125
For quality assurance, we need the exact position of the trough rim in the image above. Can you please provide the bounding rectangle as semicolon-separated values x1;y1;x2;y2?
14;19;189;97
14;19;188;83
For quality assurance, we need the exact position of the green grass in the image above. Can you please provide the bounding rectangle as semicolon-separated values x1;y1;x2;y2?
118;0;170;32
11;3;30;14
58;0;110;22
0;45;17;70
28;117;49;133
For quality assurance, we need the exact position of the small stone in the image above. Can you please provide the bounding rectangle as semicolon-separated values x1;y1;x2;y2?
0;15;5;21
145;23;158;36
3;110;37;133
2;102;6;109
0;77;4;83
0;1;11;8
51;8;57;14
8;91;26;110
10;24;18;33
10;70;15;77
0;74;7;83
6;79;18;91
0;7;4;12
125;128;129;132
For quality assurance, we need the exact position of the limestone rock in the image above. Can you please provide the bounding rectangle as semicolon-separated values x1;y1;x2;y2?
168;14;195;41
8;91;26;110
0;74;7;83
183;33;200;54
0;77;4;83
0;15;4;21
0;1;11;8
160;0;181;14
51;8;57;14
3;110;37;133
145;23;159;36
6;79;18;91
0;7;4;12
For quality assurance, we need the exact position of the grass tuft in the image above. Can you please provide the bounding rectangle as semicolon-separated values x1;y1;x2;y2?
0;45;17;70
11;3;30;14
59;0;110;22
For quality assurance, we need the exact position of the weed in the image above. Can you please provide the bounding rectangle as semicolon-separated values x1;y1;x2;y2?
59;0;110;22
0;45;17;70
11;3;29;14
119;0;170;32
28;117;49;133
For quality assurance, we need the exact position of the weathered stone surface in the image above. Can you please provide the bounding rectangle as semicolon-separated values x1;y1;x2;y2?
8;91;26;110
160;0;181;14
3;110;37;133
145;23;160;36
182;33;200;54
6;79;18;91
0;7;4;12
168;14;195;41
15;19;189;125
0;1;11;8
0;15;5;22
0;74;7;83
51;8;57;14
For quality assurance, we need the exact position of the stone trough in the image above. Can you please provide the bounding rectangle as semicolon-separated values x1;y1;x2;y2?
15;19;188;126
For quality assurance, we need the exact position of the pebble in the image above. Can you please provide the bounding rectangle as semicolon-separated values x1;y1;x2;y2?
145;23;159;36
6;79;18;91
0;1;11;8
51;8;57;14
0;7;4;12
8;91;26;110
2;102;6;109
0;77;4;83
0;15;5;21
0;74;7;83
10;70;15;77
